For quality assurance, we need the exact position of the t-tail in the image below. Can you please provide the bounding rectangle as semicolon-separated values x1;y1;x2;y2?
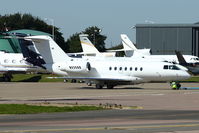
79;34;100;54
121;34;151;57
121;34;137;51
25;35;69;64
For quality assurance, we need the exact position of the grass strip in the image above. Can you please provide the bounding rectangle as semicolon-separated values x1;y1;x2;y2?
0;104;104;114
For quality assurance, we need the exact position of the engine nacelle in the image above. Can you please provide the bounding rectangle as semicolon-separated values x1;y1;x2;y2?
57;61;91;73
137;49;151;56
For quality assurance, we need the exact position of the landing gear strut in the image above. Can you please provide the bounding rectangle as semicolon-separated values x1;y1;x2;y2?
3;73;13;82
107;84;114;89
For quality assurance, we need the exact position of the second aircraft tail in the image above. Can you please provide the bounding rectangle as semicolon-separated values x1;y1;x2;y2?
25;35;69;64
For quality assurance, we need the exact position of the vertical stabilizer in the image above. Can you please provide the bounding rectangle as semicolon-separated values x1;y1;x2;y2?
79;34;100;54
25;35;69;64
121;34;137;51
175;50;188;65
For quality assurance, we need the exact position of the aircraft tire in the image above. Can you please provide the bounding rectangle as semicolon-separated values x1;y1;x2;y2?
96;84;103;89
107;84;114;89
3;74;12;82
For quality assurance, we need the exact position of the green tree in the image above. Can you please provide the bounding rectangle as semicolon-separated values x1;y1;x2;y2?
107;43;125;57
0;13;68;52
66;33;82;53
83;26;106;52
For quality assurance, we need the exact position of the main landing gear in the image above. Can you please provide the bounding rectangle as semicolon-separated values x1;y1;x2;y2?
95;84;115;89
2;73;13;82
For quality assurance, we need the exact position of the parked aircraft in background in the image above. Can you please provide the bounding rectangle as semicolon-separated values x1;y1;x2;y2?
67;34;116;57
175;50;199;75
121;34;199;64
0;32;47;81
0;51;43;81
120;34;151;57
80;34;116;57
79;34;150;58
24;35;190;89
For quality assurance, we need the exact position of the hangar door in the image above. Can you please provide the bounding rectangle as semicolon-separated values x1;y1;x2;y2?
192;28;199;57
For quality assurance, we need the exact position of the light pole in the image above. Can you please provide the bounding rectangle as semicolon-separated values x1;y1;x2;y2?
45;18;54;40
93;29;97;45
93;29;102;45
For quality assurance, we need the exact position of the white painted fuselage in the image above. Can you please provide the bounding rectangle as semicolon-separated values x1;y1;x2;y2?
25;35;190;88
0;51;45;74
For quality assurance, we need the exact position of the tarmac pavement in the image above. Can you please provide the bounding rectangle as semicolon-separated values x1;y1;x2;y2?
0;82;199;133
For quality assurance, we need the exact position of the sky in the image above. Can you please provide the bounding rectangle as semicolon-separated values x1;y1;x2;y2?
0;0;199;48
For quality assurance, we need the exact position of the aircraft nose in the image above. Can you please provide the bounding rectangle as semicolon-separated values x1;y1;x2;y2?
180;71;191;80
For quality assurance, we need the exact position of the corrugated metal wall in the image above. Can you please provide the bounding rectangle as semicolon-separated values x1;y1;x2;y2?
136;26;194;55
192;28;199;56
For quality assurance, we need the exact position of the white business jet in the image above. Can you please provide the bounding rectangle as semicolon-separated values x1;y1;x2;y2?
24;35;190;89
79;34;151;58
0;51;42;81
121;34;199;64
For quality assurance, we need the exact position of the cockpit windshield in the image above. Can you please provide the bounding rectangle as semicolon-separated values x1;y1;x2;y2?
163;65;180;70
191;57;199;61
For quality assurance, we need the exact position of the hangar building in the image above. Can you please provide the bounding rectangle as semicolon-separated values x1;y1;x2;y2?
0;29;50;53
135;24;199;57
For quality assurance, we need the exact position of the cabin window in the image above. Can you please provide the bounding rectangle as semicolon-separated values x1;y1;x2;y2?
130;67;132;71
109;67;112;70
12;60;16;63
135;67;138;71
119;67;122;71
125;67;127;71
163;65;168;69
140;67;143;71
4;59;8;63
20;60;24;64
114;67;117;70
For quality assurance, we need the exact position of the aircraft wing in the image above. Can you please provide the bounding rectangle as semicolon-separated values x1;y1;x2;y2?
106;49;126;52
47;76;142;82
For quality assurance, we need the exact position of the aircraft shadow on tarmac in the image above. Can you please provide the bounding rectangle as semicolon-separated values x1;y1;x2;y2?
28;98;104;101
18;75;42;82
80;86;144;90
